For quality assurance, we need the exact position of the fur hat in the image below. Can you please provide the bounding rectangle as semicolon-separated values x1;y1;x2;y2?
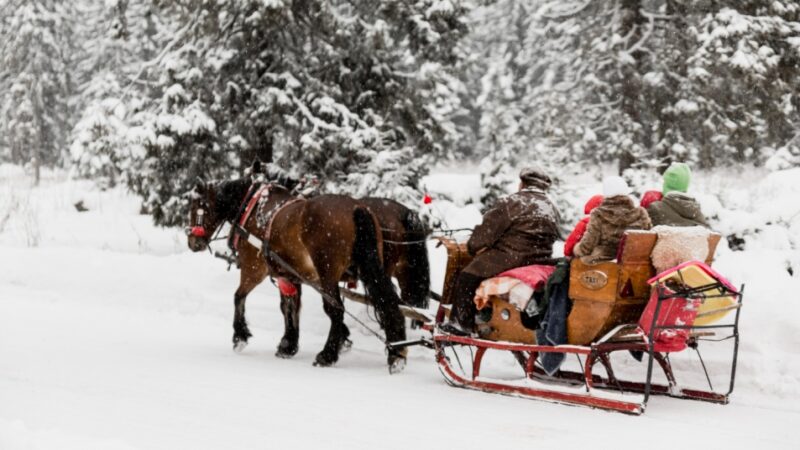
602;176;631;197
519;166;552;190
663;162;691;194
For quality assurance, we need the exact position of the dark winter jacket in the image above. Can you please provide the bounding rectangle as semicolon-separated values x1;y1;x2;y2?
646;192;709;228
574;195;652;263
464;187;560;278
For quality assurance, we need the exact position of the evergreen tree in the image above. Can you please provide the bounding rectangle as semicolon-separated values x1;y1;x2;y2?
469;0;800;210
0;0;77;183
70;0;171;187
117;0;470;226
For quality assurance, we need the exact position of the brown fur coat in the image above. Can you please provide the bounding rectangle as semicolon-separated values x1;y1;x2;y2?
574;195;652;263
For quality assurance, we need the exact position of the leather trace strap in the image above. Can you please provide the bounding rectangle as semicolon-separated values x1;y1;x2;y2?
229;184;268;251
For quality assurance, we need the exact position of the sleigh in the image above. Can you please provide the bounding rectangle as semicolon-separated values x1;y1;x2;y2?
430;232;743;415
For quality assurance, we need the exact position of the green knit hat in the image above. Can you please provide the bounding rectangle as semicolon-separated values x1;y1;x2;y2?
662;162;691;194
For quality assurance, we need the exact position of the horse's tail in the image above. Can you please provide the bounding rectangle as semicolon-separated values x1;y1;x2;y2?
352;207;405;341
399;208;430;309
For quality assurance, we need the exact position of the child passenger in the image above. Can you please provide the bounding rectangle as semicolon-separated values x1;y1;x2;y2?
574;176;652;263
563;194;604;257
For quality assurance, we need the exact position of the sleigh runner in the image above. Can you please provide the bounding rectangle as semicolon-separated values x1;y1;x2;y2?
427;232;743;415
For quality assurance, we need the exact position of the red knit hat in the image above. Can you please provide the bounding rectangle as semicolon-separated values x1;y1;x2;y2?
584;194;604;215
640;190;663;208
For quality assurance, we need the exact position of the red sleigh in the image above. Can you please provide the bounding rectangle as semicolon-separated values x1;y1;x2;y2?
426;232;743;415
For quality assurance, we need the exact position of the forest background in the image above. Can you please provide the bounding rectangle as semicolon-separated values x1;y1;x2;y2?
1;0;798;231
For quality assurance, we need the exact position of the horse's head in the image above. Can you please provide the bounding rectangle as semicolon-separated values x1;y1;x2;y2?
186;180;224;252
186;176;259;252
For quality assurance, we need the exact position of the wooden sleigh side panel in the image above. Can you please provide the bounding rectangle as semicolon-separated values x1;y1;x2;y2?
567;232;657;345
477;297;537;344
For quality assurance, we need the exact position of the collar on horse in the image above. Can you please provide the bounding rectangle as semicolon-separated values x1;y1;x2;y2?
228;183;268;251
228;183;303;254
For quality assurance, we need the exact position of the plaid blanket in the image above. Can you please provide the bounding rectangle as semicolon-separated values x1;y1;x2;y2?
473;265;556;311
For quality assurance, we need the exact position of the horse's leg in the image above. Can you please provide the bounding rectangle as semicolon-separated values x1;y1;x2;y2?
276;282;302;358
233;286;254;353
233;258;268;353
313;280;346;367
339;320;352;354
351;206;408;372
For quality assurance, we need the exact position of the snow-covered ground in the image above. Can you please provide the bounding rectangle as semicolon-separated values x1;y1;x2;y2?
2;165;799;449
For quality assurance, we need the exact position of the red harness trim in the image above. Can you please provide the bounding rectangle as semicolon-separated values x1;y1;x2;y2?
231;185;269;251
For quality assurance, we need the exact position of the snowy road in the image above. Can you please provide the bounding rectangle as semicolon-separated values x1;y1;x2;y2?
2;245;797;450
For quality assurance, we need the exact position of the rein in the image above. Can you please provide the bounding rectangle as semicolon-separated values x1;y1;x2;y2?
381;227;473;246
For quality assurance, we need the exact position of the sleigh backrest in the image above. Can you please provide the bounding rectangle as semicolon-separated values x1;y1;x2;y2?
435;237;473;306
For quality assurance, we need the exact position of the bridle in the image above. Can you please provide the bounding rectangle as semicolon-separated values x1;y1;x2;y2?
185;188;226;247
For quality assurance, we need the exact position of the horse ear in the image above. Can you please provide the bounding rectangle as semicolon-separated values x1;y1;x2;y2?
251;159;262;175
195;177;205;193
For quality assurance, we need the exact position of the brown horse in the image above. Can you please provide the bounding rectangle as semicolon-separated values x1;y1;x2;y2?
187;177;407;371
268;197;430;361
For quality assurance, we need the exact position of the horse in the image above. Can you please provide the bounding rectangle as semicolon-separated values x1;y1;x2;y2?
186;176;408;372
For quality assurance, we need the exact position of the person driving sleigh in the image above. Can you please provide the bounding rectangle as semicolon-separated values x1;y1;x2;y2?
442;166;561;335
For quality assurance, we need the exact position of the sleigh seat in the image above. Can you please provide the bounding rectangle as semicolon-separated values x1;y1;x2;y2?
567;229;721;345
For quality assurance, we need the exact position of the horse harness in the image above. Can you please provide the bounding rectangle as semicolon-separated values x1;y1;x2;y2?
227;183;303;257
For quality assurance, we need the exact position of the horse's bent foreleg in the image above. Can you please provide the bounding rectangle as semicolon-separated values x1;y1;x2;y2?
276;282;302;358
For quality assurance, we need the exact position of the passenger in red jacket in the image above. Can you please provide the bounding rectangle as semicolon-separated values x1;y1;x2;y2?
563;194;604;257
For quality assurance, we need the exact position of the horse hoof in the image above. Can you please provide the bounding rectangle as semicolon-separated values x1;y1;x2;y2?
233;341;248;353
275;342;298;359
275;350;295;359
339;338;353;354
388;356;406;375
313;351;337;367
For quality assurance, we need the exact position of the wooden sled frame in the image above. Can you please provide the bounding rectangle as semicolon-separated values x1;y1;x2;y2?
432;280;743;414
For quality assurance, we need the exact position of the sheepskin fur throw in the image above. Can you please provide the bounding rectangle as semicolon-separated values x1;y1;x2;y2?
651;225;711;273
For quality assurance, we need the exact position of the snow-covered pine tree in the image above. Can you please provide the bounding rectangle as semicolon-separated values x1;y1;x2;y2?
673;1;800;168
467;0;601;219
122;0;469;226
70;0;172;188
469;0;800;209
0;0;78;184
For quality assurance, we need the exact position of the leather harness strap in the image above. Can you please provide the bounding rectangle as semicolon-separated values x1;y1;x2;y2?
229;184;268;251
229;185;305;255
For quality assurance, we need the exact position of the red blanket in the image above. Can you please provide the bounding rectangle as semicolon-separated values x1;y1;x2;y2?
498;265;555;291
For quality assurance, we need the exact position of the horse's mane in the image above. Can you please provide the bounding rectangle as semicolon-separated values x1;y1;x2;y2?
214;178;253;221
